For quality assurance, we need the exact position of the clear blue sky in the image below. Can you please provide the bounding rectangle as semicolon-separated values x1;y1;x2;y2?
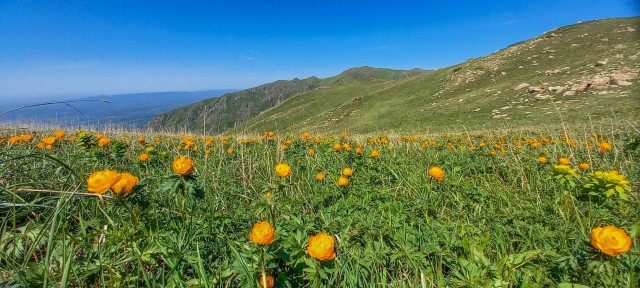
1;0;638;100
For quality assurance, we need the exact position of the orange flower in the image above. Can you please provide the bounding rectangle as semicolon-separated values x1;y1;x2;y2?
87;169;122;194
599;142;612;152
139;153;150;161
355;146;363;155
111;172;139;195
342;167;353;177
275;163;291;177
172;156;195;175
308;149;315;155
54;130;65;140
333;143;342;151
578;163;589;170
137;136;145;143
227;147;233;154
371;149;379;157
337;176;349;187
98;137;111;147
259;275;275;288
250;221;275;245
308;232;336;261
315;172;325;181
558;157;570;165
428;166;445;181
537;156;548;163
591;226;632;256
41;137;56;145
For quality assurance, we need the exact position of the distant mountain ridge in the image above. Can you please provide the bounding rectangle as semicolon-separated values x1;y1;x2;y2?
0;90;237;128
147;67;428;133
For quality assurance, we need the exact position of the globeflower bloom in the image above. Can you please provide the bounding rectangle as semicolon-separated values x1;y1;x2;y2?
591;226;632;256
172;156;195;175
250;221;275;245
428;166;445;181
342;167;353;177
111;172;139;195
259;275;275;288
139;153;150;161
598;142;613;152
308;232;336;261
371;149;379;157
54;130;65;140
315;172;325;181
87;169;122;195
537;156;548;163
338;176;348;187
558;157;570;165
275;163;291;177
578;163;589;170
97;137;111;147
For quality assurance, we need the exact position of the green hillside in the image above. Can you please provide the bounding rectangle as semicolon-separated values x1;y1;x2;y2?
147;67;426;133
240;17;640;134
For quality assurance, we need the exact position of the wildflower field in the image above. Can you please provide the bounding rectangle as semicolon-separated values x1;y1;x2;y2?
1;127;638;287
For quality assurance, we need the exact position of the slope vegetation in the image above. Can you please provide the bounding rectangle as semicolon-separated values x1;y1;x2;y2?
148;67;426;133
240;17;640;134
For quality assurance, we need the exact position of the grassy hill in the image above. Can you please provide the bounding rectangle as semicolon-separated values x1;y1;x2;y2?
147;67;427;133
239;17;640;134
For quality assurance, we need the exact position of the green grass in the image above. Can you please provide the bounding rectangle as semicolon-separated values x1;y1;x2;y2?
239;17;640;134
1;123;638;287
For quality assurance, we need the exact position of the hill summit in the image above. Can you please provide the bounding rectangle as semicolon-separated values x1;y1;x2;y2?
147;67;427;133
239;17;639;133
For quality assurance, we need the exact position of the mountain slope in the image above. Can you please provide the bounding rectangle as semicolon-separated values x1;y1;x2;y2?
147;67;427;133
239;17;640;134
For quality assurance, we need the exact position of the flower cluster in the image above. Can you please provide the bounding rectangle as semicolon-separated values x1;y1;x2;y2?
87;169;139;195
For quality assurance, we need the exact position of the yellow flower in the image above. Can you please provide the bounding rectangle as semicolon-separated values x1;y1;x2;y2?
337;176;349;187
227;147;234;154
97;137;111;147
54;130;65;139
111;172;139;195
588;170;631;198
558;157;570;165
537;156;548;163
371;149;379;157
139;153;150;161
41;137;56;145
428;166;445;181
308;232;336;261
259;275;275;288
591;226;632;256
553;165;576;175
315;172;325;181
275;163;291;177
333;143;342;151
87;169;122;195
172;156;195;175
578;163;589;170
250;221;275;245
598;142;612;152
342;167;353;177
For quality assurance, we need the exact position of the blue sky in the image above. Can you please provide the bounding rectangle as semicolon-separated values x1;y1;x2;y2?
0;0;638;100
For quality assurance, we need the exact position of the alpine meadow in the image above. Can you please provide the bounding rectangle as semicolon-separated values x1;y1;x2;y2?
1;10;639;288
